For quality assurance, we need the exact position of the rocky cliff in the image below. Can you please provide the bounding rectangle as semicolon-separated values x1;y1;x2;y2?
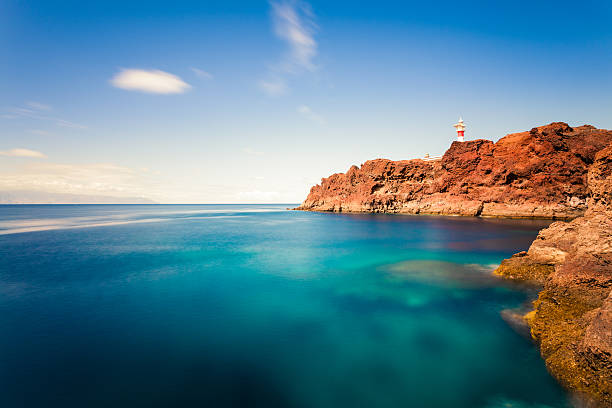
297;122;612;219
298;122;612;405
495;143;612;406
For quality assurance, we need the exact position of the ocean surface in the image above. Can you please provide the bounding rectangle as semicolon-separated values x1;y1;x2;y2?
0;205;570;407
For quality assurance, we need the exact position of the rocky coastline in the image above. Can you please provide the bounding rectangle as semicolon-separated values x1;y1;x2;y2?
297;122;612;406
495;143;612;406
296;122;612;220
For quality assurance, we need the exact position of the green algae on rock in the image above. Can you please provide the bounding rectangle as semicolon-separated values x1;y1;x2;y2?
495;143;612;406
494;252;554;282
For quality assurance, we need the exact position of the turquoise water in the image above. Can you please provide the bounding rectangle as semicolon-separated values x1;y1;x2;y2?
0;205;569;407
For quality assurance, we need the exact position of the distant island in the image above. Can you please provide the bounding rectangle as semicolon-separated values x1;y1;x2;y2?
0;190;156;204
297;122;612;406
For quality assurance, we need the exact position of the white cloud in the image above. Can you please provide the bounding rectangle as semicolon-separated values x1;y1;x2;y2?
0;148;47;158
55;119;87;129
0;156;312;203
26;101;52;111
259;1;318;95
271;1;317;72
3;106;87;129
110;69;191;94
297;105;325;124
0;163;146;196
242;147;265;156
258;78;288;96
190;67;213;80
28;129;52;136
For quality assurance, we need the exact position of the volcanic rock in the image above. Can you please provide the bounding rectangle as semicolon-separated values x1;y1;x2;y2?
297;123;612;219
495;142;612;406
297;122;612;404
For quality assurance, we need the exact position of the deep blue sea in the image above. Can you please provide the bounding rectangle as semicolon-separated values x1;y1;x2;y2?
0;205;570;407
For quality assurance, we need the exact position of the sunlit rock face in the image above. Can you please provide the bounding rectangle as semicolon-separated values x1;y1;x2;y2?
298;122;612;219
495;142;612;406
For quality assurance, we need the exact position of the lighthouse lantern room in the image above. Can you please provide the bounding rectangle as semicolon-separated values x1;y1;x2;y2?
453;117;466;142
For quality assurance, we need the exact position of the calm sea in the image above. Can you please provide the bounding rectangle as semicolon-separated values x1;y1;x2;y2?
0;205;569;407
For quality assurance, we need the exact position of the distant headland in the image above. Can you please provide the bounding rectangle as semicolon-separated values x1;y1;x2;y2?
0;190;156;204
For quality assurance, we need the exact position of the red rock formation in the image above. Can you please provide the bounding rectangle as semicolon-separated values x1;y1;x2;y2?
496;143;612;406
298;123;612;219
298;121;612;403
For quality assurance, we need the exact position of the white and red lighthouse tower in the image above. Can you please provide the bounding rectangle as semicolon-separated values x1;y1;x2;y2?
453;117;466;142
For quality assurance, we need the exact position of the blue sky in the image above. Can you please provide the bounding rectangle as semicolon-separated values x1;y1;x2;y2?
1;0;611;203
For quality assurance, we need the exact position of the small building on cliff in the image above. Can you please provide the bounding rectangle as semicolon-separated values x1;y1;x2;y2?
422;153;442;161
453;117;466;142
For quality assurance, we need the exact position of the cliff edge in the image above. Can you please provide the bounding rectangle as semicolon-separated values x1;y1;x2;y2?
495;143;612;406
297;122;612;219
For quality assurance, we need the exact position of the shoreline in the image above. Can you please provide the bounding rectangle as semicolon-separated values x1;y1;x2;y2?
493;215;612;407
293;207;577;221
295;124;612;406
494;144;612;407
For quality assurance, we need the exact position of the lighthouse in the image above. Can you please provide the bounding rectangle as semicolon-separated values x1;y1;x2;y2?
453;117;466;142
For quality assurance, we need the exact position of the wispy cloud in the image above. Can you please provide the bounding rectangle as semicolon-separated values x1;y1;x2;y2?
55;119;87;129
26;101;52;111
190;67;213;80
258;78;288;96
0;162;145;196
0;159;296;204
28;129;52;136
271;1;317;72
242;147;265;156
259;1;318;95
297;105;325;124
110;69;191;94
0;148;47;158
3;104;87;129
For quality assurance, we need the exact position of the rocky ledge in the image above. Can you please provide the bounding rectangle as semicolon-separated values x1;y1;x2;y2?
495;143;612;406
297;122;612;219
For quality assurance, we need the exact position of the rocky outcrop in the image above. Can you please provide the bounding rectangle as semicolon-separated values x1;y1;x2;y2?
495;144;612;406
298;123;612;219
297;121;612;404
